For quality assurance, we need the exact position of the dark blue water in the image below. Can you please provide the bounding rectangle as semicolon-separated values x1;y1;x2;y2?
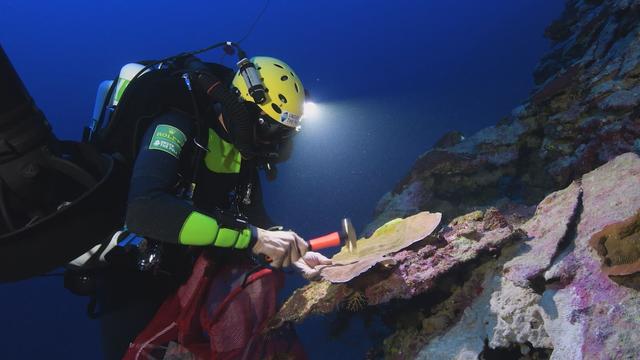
0;1;563;358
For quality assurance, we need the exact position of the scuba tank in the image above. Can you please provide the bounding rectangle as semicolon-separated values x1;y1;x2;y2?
87;80;113;142
113;63;148;106
86;63;149;147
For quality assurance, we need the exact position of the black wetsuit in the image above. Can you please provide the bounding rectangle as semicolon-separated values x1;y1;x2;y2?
101;103;273;360
126;110;272;243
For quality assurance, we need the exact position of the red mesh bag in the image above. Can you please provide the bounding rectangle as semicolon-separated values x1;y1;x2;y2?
123;254;307;360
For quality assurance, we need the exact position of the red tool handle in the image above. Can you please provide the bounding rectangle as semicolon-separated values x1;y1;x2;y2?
308;231;342;251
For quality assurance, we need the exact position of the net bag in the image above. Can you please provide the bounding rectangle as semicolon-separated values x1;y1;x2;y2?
123;253;306;360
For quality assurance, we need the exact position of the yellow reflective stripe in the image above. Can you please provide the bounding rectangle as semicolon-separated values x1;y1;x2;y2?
204;129;241;174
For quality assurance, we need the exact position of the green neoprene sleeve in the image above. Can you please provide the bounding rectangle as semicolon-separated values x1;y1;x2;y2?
178;211;252;249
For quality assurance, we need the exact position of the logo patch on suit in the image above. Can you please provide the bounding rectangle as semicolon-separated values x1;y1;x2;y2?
149;124;187;158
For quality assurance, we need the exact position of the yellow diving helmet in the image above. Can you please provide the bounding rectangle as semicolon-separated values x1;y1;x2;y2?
231;56;305;129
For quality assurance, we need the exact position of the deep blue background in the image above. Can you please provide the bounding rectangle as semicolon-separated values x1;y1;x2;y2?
0;1;563;359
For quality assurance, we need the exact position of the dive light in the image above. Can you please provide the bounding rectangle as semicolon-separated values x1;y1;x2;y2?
174;40;268;105
237;57;267;104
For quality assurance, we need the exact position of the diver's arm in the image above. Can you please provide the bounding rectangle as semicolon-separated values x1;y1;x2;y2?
125;110;254;249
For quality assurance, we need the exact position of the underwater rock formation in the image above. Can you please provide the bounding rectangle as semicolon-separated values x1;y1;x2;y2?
416;152;640;360
367;0;640;236
276;2;640;358
274;201;527;326
503;181;583;288
277;153;640;359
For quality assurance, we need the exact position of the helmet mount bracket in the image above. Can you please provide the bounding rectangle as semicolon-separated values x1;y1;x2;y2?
237;57;267;105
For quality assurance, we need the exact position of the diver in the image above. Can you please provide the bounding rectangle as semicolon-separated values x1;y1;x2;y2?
87;49;331;358
0;41;330;358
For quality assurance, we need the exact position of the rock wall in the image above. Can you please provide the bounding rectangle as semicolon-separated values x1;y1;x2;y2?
415;153;640;360
367;0;640;236
278;153;640;360
275;2;640;359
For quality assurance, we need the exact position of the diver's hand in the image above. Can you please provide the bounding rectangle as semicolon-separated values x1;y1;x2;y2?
294;252;332;280
251;228;308;268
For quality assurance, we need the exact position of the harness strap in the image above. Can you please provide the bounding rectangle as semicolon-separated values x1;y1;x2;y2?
0;179;15;231
183;72;210;199
0;103;50;161
40;148;98;189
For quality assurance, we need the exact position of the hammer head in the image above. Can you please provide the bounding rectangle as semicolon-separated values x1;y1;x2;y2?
341;218;357;253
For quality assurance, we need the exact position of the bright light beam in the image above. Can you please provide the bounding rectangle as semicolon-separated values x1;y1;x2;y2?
304;101;319;119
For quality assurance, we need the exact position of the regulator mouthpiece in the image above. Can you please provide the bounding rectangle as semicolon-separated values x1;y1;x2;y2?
237;58;266;104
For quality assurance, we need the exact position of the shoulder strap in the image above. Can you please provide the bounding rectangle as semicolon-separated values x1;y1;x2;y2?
174;72;210;200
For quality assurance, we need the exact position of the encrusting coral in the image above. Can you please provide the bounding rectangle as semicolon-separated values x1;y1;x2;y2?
590;211;640;278
317;211;442;284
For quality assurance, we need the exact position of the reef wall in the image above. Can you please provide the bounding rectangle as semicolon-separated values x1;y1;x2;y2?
414;152;640;360
278;153;640;359
276;1;640;359
367;0;640;236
